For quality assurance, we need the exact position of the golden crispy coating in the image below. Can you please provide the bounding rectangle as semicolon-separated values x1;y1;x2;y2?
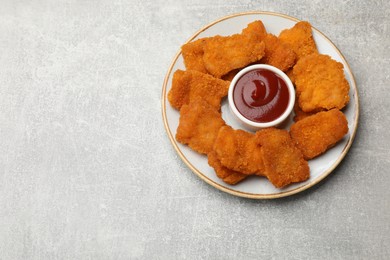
208;151;248;185
181;20;267;79
219;21;267;81
279;21;318;60
168;70;189;109
176;99;226;155
293;53;350;112
290;109;349;160
293;97;317;122
181;38;208;73
241;20;268;41
168;69;230;110
213;126;264;175
256;128;310;188
202;34;265;78
261;34;297;72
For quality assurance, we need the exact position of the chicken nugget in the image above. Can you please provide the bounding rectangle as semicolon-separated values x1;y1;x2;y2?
261;34;297;72
168;69;230;110
241;20;268;41
208;151;248;185
279;21;318;60
202;34;265;78
219;21;268;80
290;109;349;160
293;53;350;112
256;128;310;188
181;38;208;73
176;99;225;155
213;126;264;175
181;20;267;79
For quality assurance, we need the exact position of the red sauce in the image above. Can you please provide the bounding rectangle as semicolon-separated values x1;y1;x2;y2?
233;69;290;123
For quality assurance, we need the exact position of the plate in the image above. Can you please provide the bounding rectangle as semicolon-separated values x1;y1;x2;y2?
161;11;359;199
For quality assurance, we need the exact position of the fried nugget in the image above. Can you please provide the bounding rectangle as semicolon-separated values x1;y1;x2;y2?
168;69;230;110
219;21;267;80
293;53;350;112
290;109;349;160
261;34;296;72
181;38;208;73
241;20;268;41
181;20;266;78
176;99;225;155
213;126;264;175
202;34;265;78
256;128;310;188
208;151;248;185
279;21;318;60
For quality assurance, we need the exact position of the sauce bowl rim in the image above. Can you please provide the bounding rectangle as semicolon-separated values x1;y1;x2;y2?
228;64;295;129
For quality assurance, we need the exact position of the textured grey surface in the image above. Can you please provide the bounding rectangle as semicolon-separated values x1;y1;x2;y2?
0;0;389;259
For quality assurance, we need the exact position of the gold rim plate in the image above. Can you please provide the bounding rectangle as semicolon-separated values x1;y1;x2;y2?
161;11;359;199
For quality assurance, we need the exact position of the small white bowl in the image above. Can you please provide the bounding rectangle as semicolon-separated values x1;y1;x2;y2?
228;64;295;131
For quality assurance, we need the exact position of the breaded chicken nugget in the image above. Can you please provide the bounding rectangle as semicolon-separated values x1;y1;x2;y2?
256;128;310;188
202;34;265;78
213;126;264;175
181;38;208;73
261;34;296;72
241;20;268;41
176;99;225;155
218;20;267;81
208;151;248;185
279;21;318;60
293;53;350;112
168;69;230;110
290;109;349;160
182;20;266;78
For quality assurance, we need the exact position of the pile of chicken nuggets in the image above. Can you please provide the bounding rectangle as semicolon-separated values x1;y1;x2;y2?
168;20;350;188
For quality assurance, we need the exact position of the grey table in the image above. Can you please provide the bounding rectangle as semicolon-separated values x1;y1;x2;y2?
0;0;389;259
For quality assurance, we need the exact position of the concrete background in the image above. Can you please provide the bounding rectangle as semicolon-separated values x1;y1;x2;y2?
0;0;389;259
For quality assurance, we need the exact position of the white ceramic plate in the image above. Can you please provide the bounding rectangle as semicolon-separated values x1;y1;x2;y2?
162;11;359;199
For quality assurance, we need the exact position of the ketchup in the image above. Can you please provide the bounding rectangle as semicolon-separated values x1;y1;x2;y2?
233;69;290;123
